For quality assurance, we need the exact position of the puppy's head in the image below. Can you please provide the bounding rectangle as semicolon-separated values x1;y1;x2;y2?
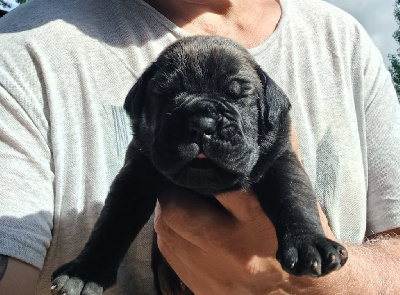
125;36;290;194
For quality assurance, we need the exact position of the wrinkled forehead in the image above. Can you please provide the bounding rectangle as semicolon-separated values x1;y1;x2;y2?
151;41;259;93
162;39;255;72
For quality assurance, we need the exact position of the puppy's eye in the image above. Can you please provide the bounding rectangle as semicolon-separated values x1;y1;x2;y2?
152;85;176;98
228;80;242;97
227;80;254;99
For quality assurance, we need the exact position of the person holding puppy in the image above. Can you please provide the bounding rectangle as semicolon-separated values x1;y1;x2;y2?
0;0;399;294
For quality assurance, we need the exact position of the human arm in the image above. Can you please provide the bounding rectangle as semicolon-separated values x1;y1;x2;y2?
155;189;400;295
293;227;400;295
0;52;54;293
154;108;400;294
0;256;39;295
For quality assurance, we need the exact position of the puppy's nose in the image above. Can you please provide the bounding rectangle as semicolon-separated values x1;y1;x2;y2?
188;117;217;137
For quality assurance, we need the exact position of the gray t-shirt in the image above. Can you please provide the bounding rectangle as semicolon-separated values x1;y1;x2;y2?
0;0;399;293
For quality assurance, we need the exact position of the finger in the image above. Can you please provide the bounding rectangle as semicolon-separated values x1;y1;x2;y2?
157;187;235;248
317;203;337;241
157;232;233;295
216;189;268;223
155;206;205;254
156;237;206;294
290;124;301;161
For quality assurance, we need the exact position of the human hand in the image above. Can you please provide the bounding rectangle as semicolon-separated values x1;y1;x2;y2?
154;124;339;294
155;188;282;295
155;187;336;295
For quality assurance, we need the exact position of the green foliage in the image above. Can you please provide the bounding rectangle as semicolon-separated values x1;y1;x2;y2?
1;0;28;9
389;0;400;101
389;55;400;98
0;0;11;9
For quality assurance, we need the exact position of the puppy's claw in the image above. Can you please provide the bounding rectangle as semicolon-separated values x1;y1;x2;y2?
311;260;318;272
339;248;348;265
329;254;336;263
51;285;59;294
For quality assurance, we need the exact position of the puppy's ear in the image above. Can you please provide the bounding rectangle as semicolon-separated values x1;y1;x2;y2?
124;64;156;122
257;67;291;128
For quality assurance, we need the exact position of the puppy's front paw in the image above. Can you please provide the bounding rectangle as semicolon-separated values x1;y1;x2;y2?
51;261;104;295
276;235;348;277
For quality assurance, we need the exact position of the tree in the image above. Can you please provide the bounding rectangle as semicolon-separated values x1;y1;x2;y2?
389;0;400;100
0;0;11;9
0;0;27;9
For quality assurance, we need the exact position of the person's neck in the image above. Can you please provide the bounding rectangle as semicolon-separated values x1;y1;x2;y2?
144;0;282;48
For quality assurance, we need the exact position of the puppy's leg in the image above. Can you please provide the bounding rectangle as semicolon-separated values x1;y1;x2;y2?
252;150;348;277
51;159;163;295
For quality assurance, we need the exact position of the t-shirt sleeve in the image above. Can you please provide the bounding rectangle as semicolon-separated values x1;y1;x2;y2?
363;38;400;236
0;69;54;269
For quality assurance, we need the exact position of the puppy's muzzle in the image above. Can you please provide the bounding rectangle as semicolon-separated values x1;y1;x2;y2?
188;116;217;139
151;95;260;193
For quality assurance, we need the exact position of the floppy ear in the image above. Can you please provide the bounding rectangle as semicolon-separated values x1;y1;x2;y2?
124;64;156;123
256;67;291;128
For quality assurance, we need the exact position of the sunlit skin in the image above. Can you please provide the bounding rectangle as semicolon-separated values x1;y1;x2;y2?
155;126;400;294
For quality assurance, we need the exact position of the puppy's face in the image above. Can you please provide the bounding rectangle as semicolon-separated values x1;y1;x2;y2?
125;36;290;194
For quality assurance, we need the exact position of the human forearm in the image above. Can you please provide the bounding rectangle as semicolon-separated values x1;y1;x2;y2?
156;190;400;295
0;256;39;295
289;234;400;295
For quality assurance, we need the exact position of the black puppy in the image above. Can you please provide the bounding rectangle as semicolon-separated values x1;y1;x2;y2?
51;36;348;295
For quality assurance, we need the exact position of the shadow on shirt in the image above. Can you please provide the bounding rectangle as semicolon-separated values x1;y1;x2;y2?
0;206;156;294
0;0;180;48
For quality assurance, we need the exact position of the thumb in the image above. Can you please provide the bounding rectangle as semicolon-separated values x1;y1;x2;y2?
216;189;271;223
156;187;235;247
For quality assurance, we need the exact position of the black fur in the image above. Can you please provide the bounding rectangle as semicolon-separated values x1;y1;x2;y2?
51;36;348;295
